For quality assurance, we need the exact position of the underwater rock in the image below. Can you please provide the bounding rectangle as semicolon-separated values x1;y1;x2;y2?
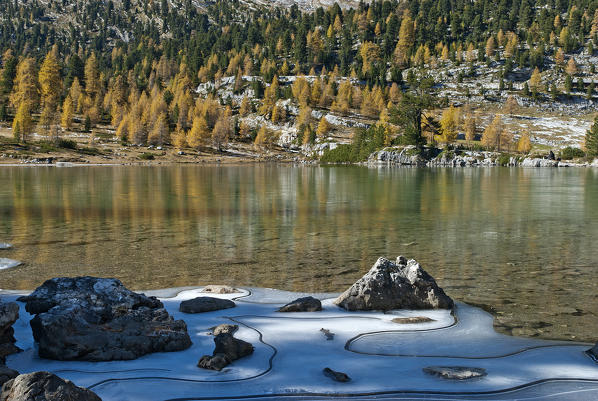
391;316;435;324
277;296;322;312
423;366;487;380
179;297;235;313
323;367;351;382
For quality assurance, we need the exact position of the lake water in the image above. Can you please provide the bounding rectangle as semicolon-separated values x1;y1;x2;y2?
0;165;596;342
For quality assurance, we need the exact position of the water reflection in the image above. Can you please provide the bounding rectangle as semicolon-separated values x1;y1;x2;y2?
0;165;596;341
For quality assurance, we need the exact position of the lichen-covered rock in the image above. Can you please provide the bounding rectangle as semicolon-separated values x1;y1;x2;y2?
0;371;102;401
0;301;20;362
212;324;238;336
18;277;191;361
198;333;254;371
179;297;235;313
423;366;487;380
334;256;454;311
277;296;322;312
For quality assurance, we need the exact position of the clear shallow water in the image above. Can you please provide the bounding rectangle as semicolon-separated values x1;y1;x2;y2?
0;165;596;341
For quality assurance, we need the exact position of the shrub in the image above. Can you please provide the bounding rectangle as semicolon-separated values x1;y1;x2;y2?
138;152;155;160
559;146;585;160
55;138;77;149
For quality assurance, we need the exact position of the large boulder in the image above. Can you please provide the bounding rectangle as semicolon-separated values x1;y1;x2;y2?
198;333;254;371
0;366;18;388
277;296;322;312
334;256;454;311
0;301;20;362
18;277;192;361
1;371;101;401
179;297;235;313
588;343;598;361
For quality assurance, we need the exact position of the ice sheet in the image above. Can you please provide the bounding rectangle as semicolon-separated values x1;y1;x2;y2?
3;288;597;401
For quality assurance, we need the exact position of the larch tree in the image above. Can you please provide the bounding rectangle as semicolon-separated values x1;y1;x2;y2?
239;96;252;116
38;47;62;132
439;105;459;143
517;133;532;153
10;57;39;112
61;95;74;130
485;36;496;58
84;53;100;101
566;58;578;76
316;116;332;137
503;95;519;115
394;14;414;66
148;112;169;145
12;102;33;142
529;67;542;94
187;115;210;149
464;110;477;145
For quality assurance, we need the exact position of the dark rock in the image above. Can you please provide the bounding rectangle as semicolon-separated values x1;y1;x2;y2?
212;324;238;336
18;277;191;361
423;366;487;380
1;371;102;401
198;333;254;371
0;366;18;388
0;302;20;362
201;285;240;294
323;367;350;382
391;316;435;324
277;296;322;312
320;328;334;340
179;297;235;313
334;256;454;311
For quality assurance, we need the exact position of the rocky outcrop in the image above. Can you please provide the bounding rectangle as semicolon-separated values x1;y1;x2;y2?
277;296;322;312
201;285;240;294
0;371;102;401
520;158;559;167
212;324;238;336
423;366;487;380
179;297;235;313
323;367;350;382
198;333;254;371
334;256;454;311
0;366;18;388
0;301;20;362
18;277;191;361
368;147;426;166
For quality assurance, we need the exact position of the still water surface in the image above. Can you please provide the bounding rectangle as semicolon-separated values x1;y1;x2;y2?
0;165;596;341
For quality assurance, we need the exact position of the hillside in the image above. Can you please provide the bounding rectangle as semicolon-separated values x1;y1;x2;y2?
1;0;598;164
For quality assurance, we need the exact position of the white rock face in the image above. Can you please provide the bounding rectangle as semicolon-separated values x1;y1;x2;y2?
520;158;560;167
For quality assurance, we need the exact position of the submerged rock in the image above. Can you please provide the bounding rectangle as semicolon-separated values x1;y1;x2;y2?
423;366;487;380
0;371;102;401
212;324;238;336
391;316;435;324
179;297;235;313
201;285;240;294
334;256;454;311
323;367;351;382
277;296;322;312
320;328;334;340
18;277;191;361
0;301;20;362
198;333;254;371
0;259;21;270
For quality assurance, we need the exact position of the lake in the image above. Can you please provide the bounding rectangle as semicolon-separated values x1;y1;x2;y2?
0;165;596;342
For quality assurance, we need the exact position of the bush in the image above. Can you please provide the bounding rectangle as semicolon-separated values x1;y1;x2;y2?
55;138;77;149
138;152;155;160
559;146;585;160
321;125;385;163
497;153;514;166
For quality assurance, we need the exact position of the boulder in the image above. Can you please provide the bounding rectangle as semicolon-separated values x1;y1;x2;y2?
179;297;235;313
198;333;254;371
277;296;322;312
18;277;191;361
0;301;20;362
320;328;334;340
212;324;238;336
0;366;18;388
323;367;350;382
1;371;101;401
201;285;240;294
423;366;487;380
334;256;454;311
0;243;11;250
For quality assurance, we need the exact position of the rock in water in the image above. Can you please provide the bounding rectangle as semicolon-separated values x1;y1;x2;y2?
0;243;12;250
0;301;20;362
423;366;487;380
18;277;191;361
0;259;21;270
212;324;238;336
277;296;322;312
198;333;254;371
179;297;235;313
334;256;454;311
323;367;351;382
0;371;101;401
201;285;239;294
391;316;435;324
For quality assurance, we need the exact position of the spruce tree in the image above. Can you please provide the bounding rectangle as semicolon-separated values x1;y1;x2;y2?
585;116;598;157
